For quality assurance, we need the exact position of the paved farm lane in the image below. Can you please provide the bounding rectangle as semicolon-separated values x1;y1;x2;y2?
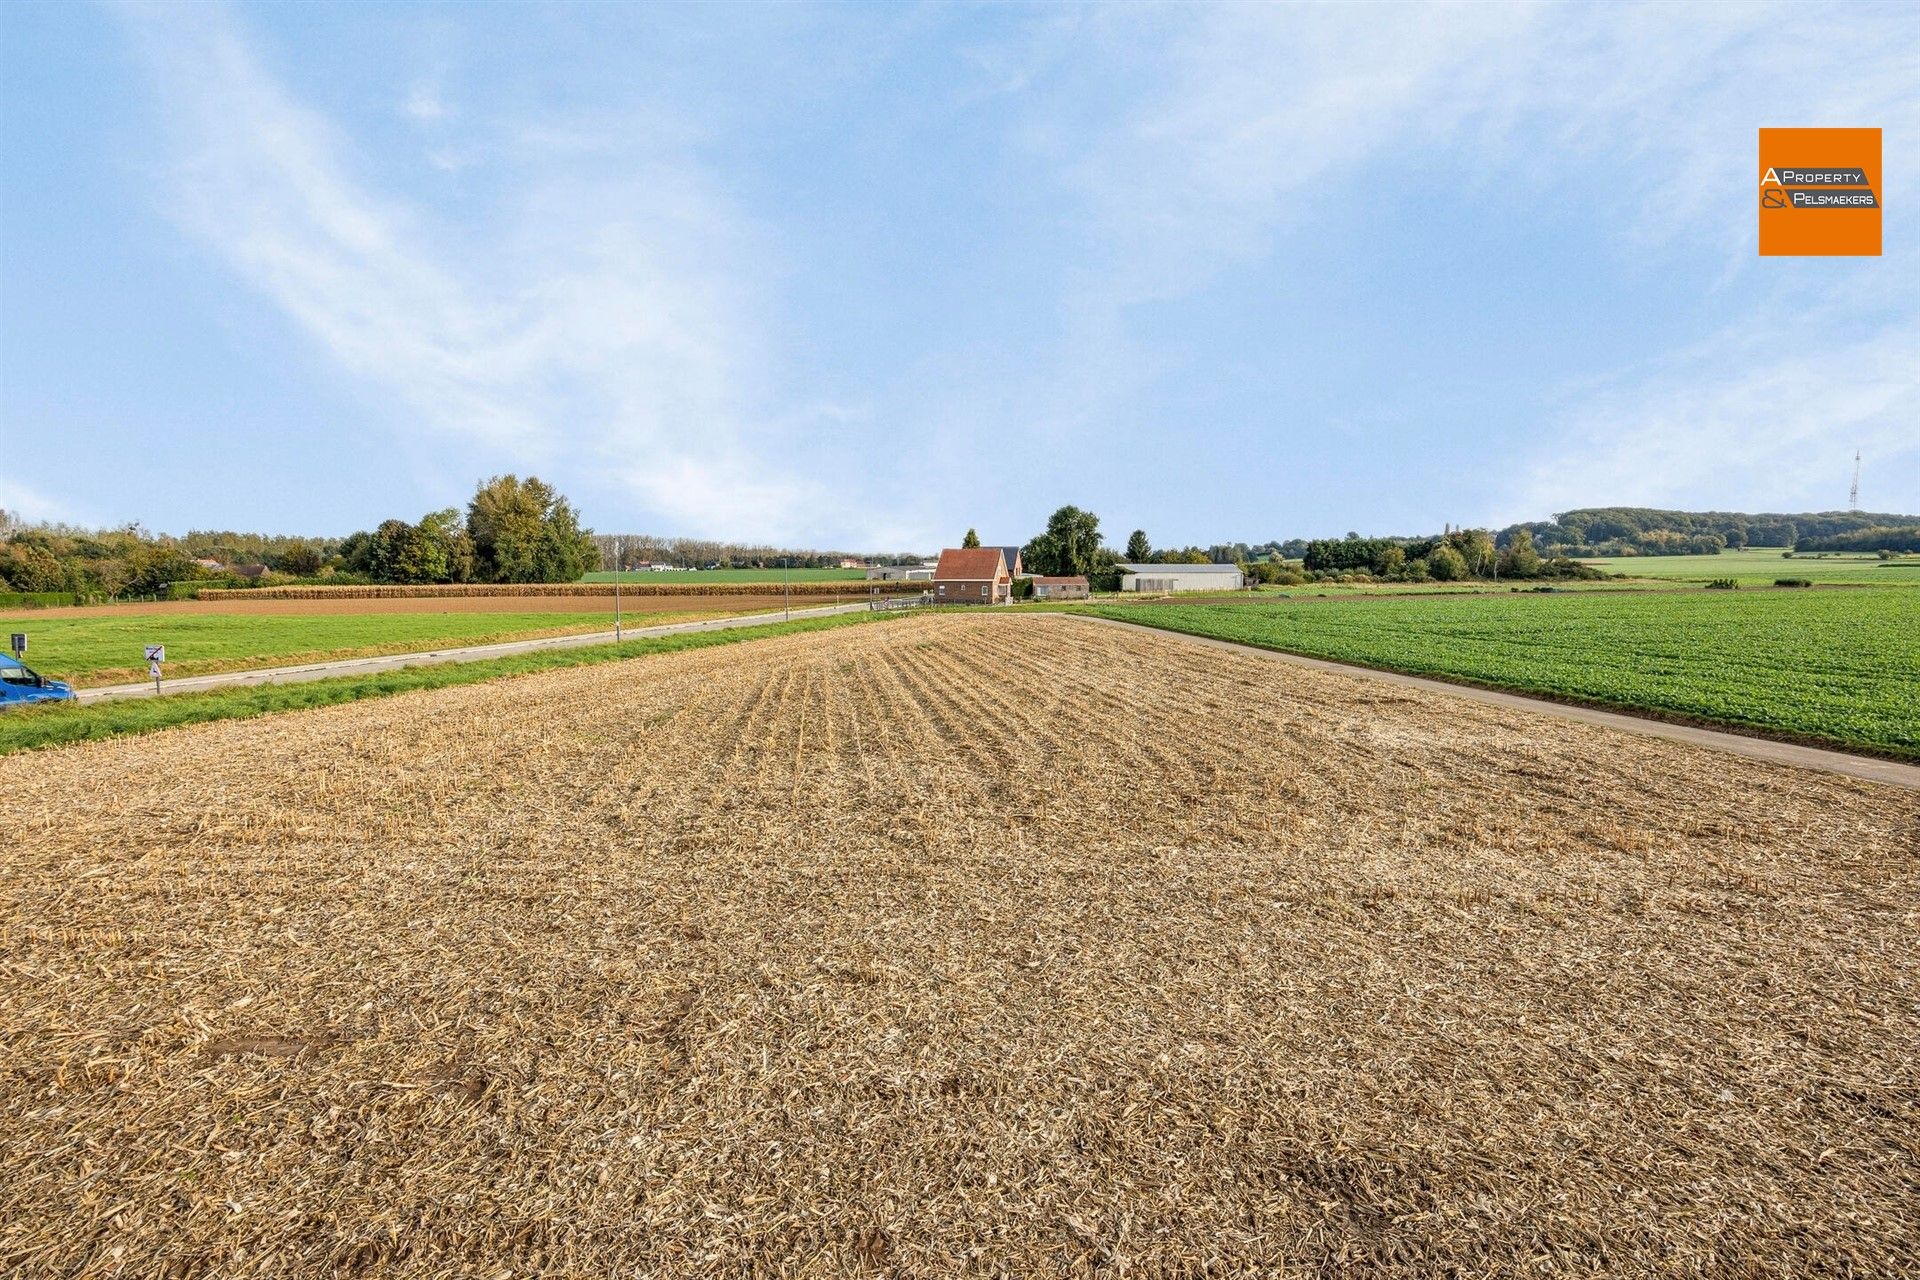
3;614;1916;1277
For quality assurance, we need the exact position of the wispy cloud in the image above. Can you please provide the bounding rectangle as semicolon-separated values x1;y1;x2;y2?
401;80;448;124
1515;298;1920;518
0;477;86;526
980;0;1920;518
118;3;812;538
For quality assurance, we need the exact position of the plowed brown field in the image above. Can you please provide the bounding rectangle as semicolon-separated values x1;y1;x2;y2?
3;614;1916;1277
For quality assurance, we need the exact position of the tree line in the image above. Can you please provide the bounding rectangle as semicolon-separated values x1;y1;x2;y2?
1504;507;1920;557
1793;525;1920;554
337;476;598;585
590;535;921;571
0;475;601;599
1010;509;1351;590
985;508;1606;593
1299;528;1599;582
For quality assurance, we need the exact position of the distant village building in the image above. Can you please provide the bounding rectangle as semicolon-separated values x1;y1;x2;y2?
932;547;1011;605
1031;575;1089;601
228;564;270;580
866;564;933;581
838;557;868;570
192;558;224;571
1117;562;1244;592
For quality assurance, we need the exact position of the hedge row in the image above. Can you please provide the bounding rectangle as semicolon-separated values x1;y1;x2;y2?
192;581;922;600
0;591;78;609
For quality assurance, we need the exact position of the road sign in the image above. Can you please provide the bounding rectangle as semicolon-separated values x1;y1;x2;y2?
145;644;166;662
9;633;23;657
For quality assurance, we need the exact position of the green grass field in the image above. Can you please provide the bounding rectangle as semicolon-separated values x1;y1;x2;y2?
0;609;756;687
581;567;869;583
0;612;895;756
1580;546;1918;585
1083;588;1919;757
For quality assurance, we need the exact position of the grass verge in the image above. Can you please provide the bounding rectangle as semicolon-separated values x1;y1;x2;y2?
0;611;895;756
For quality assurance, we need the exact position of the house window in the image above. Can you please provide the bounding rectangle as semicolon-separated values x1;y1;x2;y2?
937;584;946;595
980;584;988;597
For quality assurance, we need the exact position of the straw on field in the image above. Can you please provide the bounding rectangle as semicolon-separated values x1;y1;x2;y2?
1;614;1915;1277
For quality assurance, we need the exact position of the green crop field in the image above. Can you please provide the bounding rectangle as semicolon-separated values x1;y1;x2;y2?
581;567;869;583
0;609;756;687
1083;588;1919;757
1580;546;1919;585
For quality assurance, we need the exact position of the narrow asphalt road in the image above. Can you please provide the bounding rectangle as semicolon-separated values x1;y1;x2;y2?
76;601;880;704
1065;614;1920;791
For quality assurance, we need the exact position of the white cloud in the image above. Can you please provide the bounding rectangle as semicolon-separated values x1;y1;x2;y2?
983;0;1920;520
0;477;86;526
1514;305;1920;518
401;80;448;123
119;4;813;540
1046;2;1918;299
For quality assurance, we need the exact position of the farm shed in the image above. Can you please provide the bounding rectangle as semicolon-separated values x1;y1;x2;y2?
1032;575;1089;600
932;548;1011;605
1118;562;1245;592
866;564;933;581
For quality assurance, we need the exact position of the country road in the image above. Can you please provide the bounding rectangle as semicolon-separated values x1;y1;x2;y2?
76;601;879;704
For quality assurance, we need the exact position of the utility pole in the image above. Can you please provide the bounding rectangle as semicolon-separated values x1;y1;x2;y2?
613;536;623;641
1849;449;1861;512
784;556;791;621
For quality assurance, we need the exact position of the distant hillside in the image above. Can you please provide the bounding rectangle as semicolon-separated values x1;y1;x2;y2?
1505;508;1920;557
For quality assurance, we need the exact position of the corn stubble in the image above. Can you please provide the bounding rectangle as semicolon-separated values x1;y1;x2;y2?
1;615;1915;1277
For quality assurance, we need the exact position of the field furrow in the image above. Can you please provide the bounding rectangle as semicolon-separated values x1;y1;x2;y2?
2;612;1916;1279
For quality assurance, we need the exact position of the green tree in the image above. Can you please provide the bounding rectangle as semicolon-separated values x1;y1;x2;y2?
369;519;424;583
1022;505;1103;577
1428;543;1468;581
1125;529;1151;562
1501;528;1543;578
1448;529;1496;578
467;475;596;583
418;509;474;583
961;528;981;549
0;545;64;592
273;540;327;578
122;544;203;597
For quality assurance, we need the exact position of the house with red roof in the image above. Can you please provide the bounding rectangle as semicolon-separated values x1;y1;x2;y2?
931;547;1011;605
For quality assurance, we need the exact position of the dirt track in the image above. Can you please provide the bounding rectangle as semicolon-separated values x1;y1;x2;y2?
2;614;1915;1276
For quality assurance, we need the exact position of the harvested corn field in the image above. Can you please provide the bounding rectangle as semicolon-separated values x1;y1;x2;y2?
2;613;1917;1277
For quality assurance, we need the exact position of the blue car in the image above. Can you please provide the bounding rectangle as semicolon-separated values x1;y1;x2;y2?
0;653;76;706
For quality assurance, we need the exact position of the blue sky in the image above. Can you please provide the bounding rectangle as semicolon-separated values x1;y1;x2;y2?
2;1;1915;550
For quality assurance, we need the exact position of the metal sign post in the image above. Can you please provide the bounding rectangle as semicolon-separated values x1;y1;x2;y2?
145;644;165;694
613;537;623;642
